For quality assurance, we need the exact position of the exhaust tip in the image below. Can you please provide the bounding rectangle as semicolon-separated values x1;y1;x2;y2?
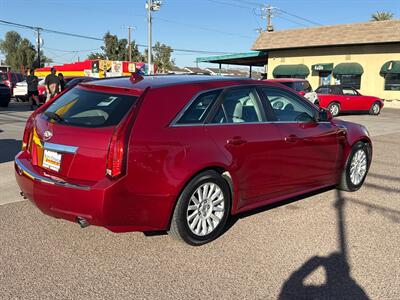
76;217;90;228
19;191;27;199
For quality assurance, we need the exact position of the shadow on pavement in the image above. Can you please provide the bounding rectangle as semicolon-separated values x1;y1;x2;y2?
0;101;31;112
278;190;369;299
0;139;21;163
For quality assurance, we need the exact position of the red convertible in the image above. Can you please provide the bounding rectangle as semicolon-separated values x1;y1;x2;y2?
315;85;384;116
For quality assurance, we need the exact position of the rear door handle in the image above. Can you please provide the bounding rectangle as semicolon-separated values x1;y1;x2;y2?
227;136;247;146
285;134;299;143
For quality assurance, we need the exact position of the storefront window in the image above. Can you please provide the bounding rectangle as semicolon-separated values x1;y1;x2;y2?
274;75;306;79
384;74;400;91
336;74;361;89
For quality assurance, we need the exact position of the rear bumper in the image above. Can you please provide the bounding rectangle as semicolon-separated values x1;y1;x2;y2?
15;153;176;232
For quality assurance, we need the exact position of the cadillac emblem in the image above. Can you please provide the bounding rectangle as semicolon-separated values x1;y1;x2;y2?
43;130;53;141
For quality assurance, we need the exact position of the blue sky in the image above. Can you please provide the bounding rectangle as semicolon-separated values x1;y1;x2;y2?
0;0;399;68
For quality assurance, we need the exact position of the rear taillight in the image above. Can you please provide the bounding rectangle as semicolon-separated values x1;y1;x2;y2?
106;132;125;178
21;126;31;151
21;116;35;151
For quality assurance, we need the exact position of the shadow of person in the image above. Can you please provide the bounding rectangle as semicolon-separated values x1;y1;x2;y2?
278;190;369;299
278;252;368;300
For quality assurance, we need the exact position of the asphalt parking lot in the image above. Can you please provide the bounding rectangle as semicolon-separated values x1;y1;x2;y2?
1;101;399;299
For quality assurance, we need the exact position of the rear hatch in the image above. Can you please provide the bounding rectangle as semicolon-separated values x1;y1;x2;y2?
27;86;139;182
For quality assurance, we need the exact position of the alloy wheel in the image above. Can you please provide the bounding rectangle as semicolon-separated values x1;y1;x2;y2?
350;149;367;185
186;182;225;236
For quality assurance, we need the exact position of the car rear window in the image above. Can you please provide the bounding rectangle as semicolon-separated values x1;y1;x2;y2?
44;88;138;127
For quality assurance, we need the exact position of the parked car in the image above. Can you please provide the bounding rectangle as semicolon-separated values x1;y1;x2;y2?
14;77;95;103
15;75;372;245
265;78;319;104
13;79;46;102
63;76;97;91
315;85;384;117
0;71;24;96
0;82;11;107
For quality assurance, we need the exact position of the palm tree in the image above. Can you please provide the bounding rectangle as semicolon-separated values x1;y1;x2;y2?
371;11;394;21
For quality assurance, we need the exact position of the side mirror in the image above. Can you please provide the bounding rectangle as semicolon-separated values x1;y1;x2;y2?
318;108;332;122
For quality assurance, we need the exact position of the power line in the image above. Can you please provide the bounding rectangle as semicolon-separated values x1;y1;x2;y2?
43;47;102;53
203;0;254;9
0;19;237;55
277;8;323;26
154;16;254;39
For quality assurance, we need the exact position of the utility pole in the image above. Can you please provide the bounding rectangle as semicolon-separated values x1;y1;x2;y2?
35;27;42;68
146;0;161;75
261;5;275;32
125;26;135;62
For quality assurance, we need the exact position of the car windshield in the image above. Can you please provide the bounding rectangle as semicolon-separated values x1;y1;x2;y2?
44;88;138;127
293;81;312;93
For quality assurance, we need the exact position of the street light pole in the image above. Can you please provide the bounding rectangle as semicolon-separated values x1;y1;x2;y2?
126;26;135;62
147;0;152;74
146;0;161;75
35;27;41;68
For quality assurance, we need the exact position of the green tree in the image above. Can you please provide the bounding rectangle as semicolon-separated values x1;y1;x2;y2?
152;42;175;73
0;31;22;70
371;11;394;21
87;52;106;60
0;31;52;70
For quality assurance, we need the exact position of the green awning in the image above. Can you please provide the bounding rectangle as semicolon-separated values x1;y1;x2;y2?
333;63;364;77
272;64;310;77
380;60;400;76
312;63;333;72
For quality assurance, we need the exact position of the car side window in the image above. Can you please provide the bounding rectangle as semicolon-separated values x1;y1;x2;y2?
259;87;316;123
176;90;221;125
342;88;357;96
210;88;263;124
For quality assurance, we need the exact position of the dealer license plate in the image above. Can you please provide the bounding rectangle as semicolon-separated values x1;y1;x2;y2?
42;149;62;172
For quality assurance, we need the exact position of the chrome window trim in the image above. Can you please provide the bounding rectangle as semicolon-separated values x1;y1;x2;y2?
168;120;333;128
43;142;78;154
170;84;272;127
15;158;90;191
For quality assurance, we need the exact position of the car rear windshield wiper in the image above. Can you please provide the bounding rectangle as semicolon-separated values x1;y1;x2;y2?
44;111;64;123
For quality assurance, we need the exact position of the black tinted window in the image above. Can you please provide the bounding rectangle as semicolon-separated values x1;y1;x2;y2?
336;75;361;89
176;90;220;124
294;81;312;93
44;88;137;127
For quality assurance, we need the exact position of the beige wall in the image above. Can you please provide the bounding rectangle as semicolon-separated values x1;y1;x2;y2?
267;43;400;101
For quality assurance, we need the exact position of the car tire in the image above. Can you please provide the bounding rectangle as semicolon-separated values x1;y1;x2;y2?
369;102;381;115
338;141;370;192
169;170;231;246
328;102;340;117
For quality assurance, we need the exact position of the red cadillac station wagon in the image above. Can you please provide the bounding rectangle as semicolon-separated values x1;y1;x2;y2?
15;75;372;245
